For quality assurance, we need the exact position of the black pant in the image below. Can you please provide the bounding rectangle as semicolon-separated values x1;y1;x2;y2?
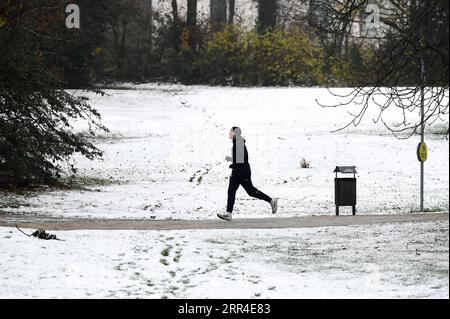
227;168;272;213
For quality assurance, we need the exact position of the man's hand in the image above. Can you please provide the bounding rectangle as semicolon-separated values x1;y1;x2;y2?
225;155;232;162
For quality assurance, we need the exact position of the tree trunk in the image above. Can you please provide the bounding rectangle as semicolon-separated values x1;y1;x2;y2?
228;0;235;25
257;0;278;33
111;22;119;72
210;0;226;32
171;0;180;53
172;0;179;21
148;0;153;56
187;0;198;50
119;21;128;78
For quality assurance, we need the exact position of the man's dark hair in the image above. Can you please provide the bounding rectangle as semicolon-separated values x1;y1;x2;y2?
231;126;242;136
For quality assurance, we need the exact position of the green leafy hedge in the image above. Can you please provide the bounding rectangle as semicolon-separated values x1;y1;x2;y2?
173;25;359;87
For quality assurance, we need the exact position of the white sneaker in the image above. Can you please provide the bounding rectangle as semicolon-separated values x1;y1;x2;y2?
217;212;232;221
270;198;278;214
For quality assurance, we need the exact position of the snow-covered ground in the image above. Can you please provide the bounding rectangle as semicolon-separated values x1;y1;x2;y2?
0;84;448;219
0;220;448;298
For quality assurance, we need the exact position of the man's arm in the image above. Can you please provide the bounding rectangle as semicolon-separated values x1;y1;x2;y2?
234;137;245;164
227;138;236;169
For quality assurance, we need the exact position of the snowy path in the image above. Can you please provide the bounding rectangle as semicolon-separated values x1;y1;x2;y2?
1;220;448;298
1;212;447;231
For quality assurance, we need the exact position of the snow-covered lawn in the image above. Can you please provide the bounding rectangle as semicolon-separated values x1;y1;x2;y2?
0;220;448;298
0;84;448;219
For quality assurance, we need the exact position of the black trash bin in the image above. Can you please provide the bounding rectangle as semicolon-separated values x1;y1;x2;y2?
334;166;357;216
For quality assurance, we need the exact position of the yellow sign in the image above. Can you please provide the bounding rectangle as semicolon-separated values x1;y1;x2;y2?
417;142;428;162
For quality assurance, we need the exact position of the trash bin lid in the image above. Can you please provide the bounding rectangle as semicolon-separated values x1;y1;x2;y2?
333;166;357;174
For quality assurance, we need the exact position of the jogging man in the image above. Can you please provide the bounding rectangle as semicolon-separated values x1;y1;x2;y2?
217;127;278;221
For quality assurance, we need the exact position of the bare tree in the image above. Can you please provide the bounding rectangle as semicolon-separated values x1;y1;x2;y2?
304;0;449;138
